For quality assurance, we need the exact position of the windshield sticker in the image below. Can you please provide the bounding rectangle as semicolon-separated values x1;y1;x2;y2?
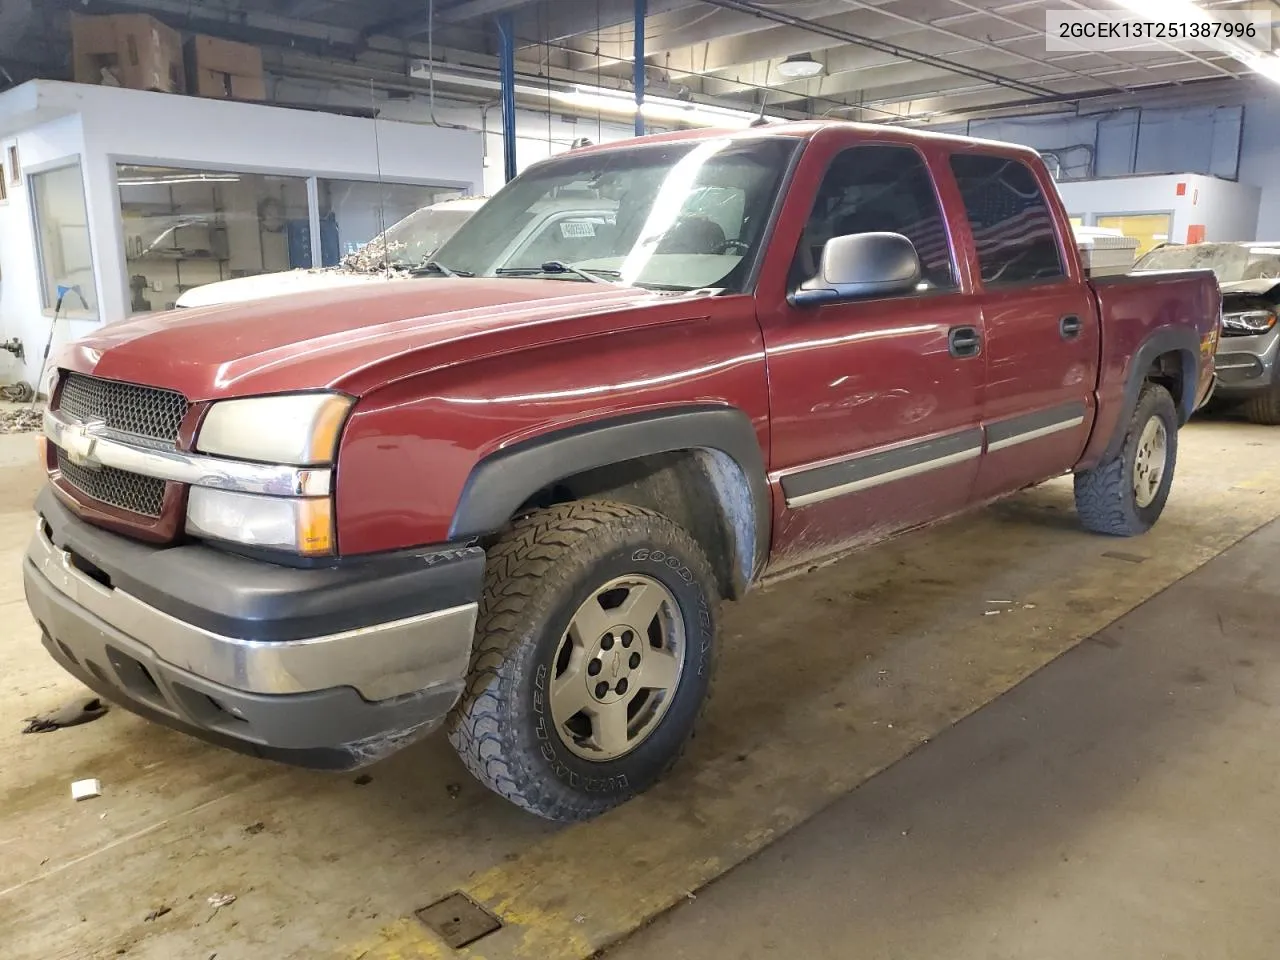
561;221;596;238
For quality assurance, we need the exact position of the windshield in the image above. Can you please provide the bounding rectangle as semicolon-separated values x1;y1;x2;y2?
341;205;478;273
1134;242;1280;283
432;137;799;292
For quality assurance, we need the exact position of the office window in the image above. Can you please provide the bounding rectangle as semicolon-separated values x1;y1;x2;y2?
1095;213;1172;258
31;162;98;315
950;153;1064;285
118;164;308;313
315;180;464;267
792;144;956;292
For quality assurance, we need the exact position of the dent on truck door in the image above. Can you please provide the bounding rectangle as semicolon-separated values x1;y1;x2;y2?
948;153;1098;500
758;142;985;572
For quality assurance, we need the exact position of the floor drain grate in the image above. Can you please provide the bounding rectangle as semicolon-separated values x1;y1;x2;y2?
415;892;502;949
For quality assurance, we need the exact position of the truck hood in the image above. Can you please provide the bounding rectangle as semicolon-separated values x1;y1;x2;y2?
60;279;668;401
173;269;390;309
1219;278;1280;299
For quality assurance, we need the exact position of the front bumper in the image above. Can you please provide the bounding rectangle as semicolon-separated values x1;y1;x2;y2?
23;489;484;769
1214;327;1280;399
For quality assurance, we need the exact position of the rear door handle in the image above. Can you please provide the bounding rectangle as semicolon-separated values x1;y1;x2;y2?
1060;314;1083;340
948;325;982;359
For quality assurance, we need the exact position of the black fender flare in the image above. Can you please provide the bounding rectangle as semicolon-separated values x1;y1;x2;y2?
1103;325;1200;463
449;404;771;589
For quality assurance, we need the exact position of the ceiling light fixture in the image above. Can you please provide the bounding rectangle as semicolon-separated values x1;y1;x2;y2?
553;84;775;128
407;62;774;128
775;53;825;80
1107;0;1280;85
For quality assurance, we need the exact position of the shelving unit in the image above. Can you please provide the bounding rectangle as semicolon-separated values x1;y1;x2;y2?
120;181;231;310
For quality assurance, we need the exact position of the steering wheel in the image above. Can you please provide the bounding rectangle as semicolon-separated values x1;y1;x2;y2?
718;239;751;255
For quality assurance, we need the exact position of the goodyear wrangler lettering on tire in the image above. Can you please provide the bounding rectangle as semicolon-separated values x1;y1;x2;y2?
632;547;696;583
447;500;719;822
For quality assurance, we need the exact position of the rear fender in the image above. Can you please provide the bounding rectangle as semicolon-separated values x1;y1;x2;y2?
1100;326;1199;463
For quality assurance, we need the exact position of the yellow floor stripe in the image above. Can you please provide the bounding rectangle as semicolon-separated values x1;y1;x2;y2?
344;446;1280;960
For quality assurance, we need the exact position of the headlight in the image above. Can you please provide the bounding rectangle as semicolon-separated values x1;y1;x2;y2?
197;392;352;465
189;392;352;556
1222;310;1277;334
187;488;334;556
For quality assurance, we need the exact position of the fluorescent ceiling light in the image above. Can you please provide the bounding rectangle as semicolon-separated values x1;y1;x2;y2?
1108;0;1280;85
407;62;771;128
776;54;824;80
119;175;241;185
552;85;773;129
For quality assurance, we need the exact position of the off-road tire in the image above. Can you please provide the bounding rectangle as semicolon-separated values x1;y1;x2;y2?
1243;385;1280;425
1074;382;1178;536
446;500;719;822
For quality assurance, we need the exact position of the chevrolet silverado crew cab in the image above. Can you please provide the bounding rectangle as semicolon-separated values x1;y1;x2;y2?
25;123;1219;821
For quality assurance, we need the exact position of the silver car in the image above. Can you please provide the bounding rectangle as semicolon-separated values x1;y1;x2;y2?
1135;241;1280;424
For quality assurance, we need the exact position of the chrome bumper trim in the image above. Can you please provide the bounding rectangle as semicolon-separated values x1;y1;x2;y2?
44;409;331;497
26;521;478;701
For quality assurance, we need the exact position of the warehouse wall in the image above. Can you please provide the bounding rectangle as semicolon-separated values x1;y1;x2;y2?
1056;174;1260;244
1238;97;1280;240
0;113;96;389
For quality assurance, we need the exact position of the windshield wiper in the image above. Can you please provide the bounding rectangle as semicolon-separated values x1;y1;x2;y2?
494;261;613;284
406;260;472;278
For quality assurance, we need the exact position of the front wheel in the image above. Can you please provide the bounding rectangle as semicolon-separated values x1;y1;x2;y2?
446;501;718;822
1074;382;1178;537
1243;384;1280;425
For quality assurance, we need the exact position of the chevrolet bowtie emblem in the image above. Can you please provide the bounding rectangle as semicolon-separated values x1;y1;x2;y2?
62;418;107;470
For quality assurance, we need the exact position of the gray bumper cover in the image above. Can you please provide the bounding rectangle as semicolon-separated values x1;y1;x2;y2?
23;491;484;769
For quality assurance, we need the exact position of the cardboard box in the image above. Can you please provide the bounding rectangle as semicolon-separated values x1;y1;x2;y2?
186;35;265;101
71;13;184;93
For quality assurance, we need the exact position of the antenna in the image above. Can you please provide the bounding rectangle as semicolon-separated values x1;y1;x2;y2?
369;78;389;279
751;61;771;127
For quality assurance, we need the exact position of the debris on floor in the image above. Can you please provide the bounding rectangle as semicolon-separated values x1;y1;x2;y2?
144;905;172;922
0;405;43;433
23;695;109;733
71;778;102;801
207;893;237;912
244;821;266;836
446;782;462;799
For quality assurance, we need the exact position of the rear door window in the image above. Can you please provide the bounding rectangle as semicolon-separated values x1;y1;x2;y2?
949;154;1065;285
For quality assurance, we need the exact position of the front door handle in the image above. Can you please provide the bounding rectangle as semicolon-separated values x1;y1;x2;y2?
948;325;982;359
1060;314;1083;340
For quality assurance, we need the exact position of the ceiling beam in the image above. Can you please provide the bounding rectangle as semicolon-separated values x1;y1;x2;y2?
437;0;538;21
562;0;881;69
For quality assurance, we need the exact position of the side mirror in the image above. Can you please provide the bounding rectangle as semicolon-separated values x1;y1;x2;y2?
789;232;922;307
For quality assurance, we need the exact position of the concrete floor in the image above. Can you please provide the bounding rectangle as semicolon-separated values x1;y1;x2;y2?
1;416;1279;960
608;516;1280;960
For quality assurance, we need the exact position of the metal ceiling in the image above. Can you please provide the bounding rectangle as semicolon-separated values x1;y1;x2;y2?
5;0;1278;122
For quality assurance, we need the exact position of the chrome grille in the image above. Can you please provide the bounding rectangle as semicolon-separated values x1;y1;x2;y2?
58;373;189;448
56;448;167;518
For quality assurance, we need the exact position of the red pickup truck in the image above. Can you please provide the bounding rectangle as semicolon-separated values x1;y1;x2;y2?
25;122;1218;821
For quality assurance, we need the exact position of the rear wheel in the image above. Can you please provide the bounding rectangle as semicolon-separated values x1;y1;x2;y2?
1074;382;1178;536
1243;384;1280;425
446;500;718;821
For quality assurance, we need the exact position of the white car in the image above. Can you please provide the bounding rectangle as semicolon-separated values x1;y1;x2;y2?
174;196;488;308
